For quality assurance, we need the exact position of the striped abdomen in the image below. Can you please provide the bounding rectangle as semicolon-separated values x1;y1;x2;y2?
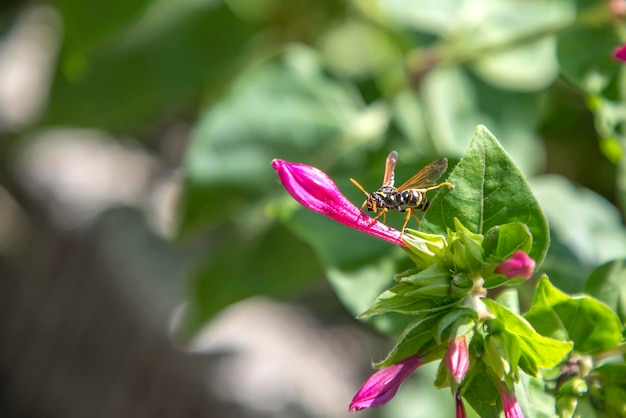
398;189;429;212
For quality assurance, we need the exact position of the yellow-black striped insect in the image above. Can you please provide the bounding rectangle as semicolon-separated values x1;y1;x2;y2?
350;151;454;232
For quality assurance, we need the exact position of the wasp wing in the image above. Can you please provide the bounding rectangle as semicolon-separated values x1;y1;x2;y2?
397;158;448;190
381;150;398;187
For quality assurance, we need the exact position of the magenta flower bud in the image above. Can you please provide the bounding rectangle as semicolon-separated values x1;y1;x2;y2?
495;250;536;279
272;159;405;246
445;336;470;383
455;391;467;418
500;387;524;418
614;44;626;62
349;355;421;411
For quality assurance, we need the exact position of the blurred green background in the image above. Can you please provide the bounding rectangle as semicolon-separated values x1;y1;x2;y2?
1;0;626;417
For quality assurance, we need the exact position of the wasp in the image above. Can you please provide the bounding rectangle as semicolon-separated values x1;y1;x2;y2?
350;151;454;232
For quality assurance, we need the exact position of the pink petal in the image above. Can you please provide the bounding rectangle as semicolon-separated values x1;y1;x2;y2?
500;387;524;418
349;355;421;411
445;336;470;383
495;250;536;279
272;159;405;246
456;391;467;418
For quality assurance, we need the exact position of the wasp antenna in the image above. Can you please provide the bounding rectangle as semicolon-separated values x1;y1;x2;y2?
350;178;370;197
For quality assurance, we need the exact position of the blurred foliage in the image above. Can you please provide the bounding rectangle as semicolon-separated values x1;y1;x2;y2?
4;0;626;416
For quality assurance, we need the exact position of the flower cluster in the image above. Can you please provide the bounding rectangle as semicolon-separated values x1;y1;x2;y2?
272;158;566;418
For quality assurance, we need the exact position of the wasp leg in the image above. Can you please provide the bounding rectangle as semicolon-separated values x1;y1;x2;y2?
401;210;412;233
411;208;422;224
401;208;422;233
424;181;455;192
369;207;388;225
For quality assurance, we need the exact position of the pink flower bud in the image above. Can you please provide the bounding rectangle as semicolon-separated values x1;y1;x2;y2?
496;250;536;279
445;336;470;383
455;391;467;418
500;387;524;418
614;44;626;62
272;159;405;246
349;355;421;411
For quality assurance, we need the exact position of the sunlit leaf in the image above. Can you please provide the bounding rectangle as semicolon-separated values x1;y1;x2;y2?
421;125;549;266
524;276;623;354
584;258;626;324
483;298;572;370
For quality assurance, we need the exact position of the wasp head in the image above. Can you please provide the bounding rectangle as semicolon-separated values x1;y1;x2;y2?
367;192;386;212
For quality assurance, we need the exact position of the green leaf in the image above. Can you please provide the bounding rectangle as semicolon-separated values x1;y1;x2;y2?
432;307;476;344
524;276;623;354
359;286;456;318
420;67;546;175
421;125;549;266
375;315;441;367
395;263;450;285
448;218;485;272
277;205;400;318
584;258;626;324
534;228;592;293
401;229;449;269
593;363;626;384
43;1;255;131
483;222;533;261
483;298;572;370
462;364;500;418
517;374;559;418
585;363;626;417
530;175;626;270
176;223;322;340
179;46;373;234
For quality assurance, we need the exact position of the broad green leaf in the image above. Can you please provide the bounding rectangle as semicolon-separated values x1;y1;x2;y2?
483;222;533;261
179;46;376;234
584;258;626;324
458;0;574;91
593;363;626;384
359;289;455;318
472;37;559;92
448;218;485;272
573;396;599;418
375;315;441;367
421;66;548;175
317;18;401;80
524;276;623;354
55;0;155;58
177;223;322;340
534;228;592;294
530;175;626;269
419;67;487;156
483;298;572;369
432;307;476;343
462;363;500;418
396;263;450;285
43;1;254;131
276;204;400;318
604;385;626;418
517;374;559;418
421;125;549;266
